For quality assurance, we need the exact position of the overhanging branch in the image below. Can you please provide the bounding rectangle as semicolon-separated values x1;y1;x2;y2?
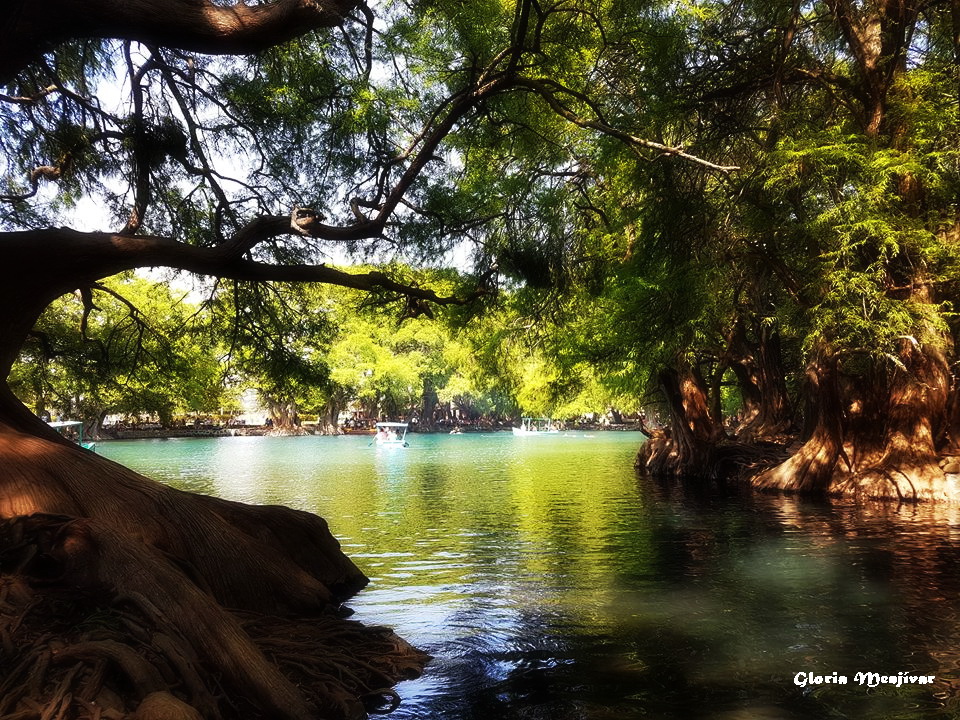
2;0;360;84
2;228;477;307
515;77;740;174
216;208;384;260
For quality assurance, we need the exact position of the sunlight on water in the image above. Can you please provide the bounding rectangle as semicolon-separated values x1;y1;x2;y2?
100;433;960;719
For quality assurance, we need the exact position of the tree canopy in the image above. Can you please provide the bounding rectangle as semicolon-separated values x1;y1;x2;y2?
4;0;960;482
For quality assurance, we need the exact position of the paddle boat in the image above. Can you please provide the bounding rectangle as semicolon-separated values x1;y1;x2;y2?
48;419;97;451
511;417;561;436
374;421;409;447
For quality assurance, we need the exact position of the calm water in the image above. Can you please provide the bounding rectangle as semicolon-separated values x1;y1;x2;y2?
99;432;960;719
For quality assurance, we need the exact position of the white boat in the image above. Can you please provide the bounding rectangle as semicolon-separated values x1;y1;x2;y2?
48;419;97;451
374;421;409;447
511;417;560;436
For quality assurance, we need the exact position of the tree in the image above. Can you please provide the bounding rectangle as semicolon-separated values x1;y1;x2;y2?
212;280;337;433
614;0;960;498
11;274;226;435
436;0;960;501
214;274;471;433
324;275;459;426
734;0;960;500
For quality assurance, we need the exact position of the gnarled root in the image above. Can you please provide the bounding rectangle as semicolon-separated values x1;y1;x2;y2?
0;514;429;720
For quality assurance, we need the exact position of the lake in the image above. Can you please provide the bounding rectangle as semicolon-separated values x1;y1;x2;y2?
98;431;960;719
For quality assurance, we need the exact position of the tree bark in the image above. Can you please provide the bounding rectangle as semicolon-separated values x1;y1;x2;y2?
841;338;953;501
265;396;302;432
754;347;844;495
637;363;725;478
823;0;915;137
0;231;428;717
725;319;793;441
755;320;960;501
319;396;343;435
1;0;359;84
419;377;439;431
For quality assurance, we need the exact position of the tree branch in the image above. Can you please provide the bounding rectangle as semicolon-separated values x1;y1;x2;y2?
0;166;61;203
2;0;359;83
215;207;388;261
515;77;740;174
121;44;155;236
2;228;478;307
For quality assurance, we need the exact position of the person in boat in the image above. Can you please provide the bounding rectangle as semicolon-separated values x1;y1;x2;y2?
377;427;390;442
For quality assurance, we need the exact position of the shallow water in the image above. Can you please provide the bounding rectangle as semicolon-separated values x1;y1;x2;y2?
99;432;960;719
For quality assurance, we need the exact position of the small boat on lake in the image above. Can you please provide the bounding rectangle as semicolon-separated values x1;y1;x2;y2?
48;420;97;451
511;417;560;436
375;421;409;447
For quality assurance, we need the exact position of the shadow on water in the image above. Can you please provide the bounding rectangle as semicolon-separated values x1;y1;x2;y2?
99;434;960;719
383;482;960;719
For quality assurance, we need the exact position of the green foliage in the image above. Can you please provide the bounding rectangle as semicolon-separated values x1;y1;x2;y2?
12;274;224;422
211;281;336;418
7;0;960;434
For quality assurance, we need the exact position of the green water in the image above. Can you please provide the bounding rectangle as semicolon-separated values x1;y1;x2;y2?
99;432;960;719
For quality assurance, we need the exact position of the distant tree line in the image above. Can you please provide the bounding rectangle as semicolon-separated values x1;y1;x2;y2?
11;271;641;435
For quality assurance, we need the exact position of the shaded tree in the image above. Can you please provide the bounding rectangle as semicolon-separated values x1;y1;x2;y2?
0;1;527;717
739;0;960;500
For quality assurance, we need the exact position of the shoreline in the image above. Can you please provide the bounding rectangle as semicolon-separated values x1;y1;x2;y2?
95;423;644;441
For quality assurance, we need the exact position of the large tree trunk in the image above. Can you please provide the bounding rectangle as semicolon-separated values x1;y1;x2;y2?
840;338;954;500
0;384;428;719
0;260;427;718
264;396;307;435
942;363;960;455
419;377;439;431
823;0;915;138
756;2;955;501
754;347;845;495
318;396;343;435
637;363;726;478
756;325;960;502
725;319;793;442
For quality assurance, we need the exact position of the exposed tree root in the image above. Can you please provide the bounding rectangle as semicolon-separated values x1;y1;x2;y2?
644;337;960;503
637;431;789;485
0;423;367;612
0;515;429;720
0;417;428;720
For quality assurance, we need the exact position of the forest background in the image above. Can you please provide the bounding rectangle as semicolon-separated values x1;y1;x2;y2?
6;0;960;501
9;270;639;436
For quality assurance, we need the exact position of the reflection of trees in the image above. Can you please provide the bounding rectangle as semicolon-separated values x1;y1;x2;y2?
400;480;960;719
769;499;960;713
633;483;960;718
106;436;960;718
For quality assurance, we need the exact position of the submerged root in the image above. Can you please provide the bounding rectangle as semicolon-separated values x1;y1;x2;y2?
242;614;426;719
639;431;788;485
0;514;429;720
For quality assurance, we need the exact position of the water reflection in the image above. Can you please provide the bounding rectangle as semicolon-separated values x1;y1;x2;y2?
99;434;960;719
